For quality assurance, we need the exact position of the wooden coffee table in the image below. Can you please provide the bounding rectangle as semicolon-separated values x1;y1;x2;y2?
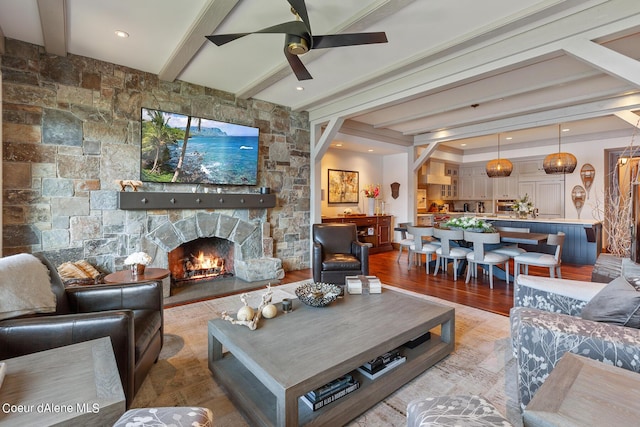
208;288;455;427
0;337;125;425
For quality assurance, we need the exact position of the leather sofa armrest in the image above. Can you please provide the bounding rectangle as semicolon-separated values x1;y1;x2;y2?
510;306;640;409
66;281;163;313
312;242;323;283
0;311;136;403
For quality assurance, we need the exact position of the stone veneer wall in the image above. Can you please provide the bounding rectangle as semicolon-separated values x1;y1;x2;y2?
1;39;311;273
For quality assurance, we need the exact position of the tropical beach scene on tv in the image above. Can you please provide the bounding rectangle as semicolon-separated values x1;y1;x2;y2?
140;108;260;185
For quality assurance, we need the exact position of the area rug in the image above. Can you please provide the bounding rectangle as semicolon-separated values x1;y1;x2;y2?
131;281;522;426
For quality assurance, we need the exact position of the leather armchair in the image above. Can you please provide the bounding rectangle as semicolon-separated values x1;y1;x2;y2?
312;223;369;284
0;254;163;407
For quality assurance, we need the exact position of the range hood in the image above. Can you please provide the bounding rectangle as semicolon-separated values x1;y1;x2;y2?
420;160;452;185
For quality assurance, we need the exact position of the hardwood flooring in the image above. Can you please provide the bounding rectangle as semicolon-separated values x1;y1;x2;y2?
282;249;594;316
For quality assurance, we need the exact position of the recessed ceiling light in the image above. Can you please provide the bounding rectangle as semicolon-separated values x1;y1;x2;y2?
335;143;343;147
505;137;513;140
295;86;304;91
368;149;374;152
562;128;570;132
115;30;129;38
460;143;467;147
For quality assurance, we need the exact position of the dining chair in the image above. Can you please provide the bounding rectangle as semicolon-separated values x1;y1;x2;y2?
464;230;510;289
406;225;440;274
514;232;565;279
396;222;414;264
433;227;472;280
492;226;529;277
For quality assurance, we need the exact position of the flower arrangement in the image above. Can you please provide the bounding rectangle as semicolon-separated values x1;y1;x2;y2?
124;251;152;266
514;194;534;214
443;216;496;232
362;184;380;198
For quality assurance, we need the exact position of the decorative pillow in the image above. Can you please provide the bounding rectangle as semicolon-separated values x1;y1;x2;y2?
57;260;101;281
581;276;640;328
0;253;56;320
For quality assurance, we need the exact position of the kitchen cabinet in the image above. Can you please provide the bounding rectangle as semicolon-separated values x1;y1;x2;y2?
518;181;564;217
440;164;459;199
322;215;393;253
493;174;519;199
518;159;546;175
459;166;492;200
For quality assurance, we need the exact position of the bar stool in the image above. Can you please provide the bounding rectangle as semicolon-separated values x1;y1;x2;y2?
514;232;565;279
433;227;471;281
407;225;440;274
464;230;510;289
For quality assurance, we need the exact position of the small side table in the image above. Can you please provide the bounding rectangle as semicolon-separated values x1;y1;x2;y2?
104;267;171;299
524;352;640;426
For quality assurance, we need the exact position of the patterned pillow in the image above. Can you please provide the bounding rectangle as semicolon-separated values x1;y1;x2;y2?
57;260;101;281
581;276;640;328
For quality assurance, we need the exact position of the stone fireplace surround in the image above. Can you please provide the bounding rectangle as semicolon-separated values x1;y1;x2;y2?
142;211;284;285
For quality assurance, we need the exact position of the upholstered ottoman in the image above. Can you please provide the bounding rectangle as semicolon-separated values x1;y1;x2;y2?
113;407;213;427
407;395;512;426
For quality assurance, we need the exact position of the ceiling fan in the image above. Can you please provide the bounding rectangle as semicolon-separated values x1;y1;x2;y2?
205;0;388;81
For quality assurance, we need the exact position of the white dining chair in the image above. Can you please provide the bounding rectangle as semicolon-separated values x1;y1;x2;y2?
396;222;414;264
514;232;565;279
433;227;472;280
406;225;440;274
464;230;510;289
492;226;529;277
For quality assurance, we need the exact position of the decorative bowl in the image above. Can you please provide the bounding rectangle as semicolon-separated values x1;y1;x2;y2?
295;282;341;307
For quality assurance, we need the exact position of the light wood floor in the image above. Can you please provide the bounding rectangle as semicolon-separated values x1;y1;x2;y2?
282;249;594;316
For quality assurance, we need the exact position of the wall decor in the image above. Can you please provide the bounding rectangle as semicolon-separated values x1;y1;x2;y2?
390;182;400;199
580;163;595;199
571;185;586;218
328;169;359;204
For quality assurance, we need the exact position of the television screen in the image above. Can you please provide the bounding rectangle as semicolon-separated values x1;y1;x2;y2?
140;108;260;185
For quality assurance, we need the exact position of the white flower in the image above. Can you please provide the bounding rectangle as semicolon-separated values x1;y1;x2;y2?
124;251;152;265
443;216;496;232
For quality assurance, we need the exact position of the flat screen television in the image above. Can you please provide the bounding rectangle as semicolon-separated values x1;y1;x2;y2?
140;107;260;186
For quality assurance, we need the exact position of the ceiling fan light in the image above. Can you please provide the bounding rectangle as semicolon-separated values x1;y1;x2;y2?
486;158;513;177
543;152;577;174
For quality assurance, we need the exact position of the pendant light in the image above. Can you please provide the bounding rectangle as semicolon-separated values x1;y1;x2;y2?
543;124;577;174
485;134;513;177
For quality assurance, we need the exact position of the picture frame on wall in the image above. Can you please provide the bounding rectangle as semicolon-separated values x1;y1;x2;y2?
328;169;359;204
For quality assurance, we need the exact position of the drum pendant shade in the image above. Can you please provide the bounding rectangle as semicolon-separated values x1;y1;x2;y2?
544;124;577;174
486;134;513;177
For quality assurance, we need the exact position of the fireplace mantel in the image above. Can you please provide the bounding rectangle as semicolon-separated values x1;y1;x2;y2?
118;192;276;210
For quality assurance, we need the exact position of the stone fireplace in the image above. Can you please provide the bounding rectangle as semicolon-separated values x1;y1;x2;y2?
142;212;284;295
168;237;234;286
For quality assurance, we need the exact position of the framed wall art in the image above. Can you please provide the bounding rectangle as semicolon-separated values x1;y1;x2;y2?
328;169;359;204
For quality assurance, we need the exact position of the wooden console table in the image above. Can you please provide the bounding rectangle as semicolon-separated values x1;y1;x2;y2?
321;215;393;253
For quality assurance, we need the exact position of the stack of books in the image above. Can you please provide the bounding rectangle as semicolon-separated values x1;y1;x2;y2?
357;349;406;380
301;374;360;411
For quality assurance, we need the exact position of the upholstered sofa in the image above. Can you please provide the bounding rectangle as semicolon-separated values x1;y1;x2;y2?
510;272;640;409
0;253;163;406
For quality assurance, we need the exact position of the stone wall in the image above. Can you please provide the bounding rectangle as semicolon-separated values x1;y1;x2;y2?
1;39;311;273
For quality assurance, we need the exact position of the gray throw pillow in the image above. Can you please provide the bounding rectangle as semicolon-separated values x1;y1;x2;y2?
581;276;640;328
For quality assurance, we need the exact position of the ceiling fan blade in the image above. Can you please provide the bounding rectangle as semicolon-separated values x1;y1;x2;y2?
311;32;388;49
207;21;309;47
286;0;311;33
284;49;312;80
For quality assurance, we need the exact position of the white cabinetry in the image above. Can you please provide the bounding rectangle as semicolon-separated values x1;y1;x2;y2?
518;159;546;175
460;166;492;200
518;180;564;218
492;164;519;199
440;164;459;199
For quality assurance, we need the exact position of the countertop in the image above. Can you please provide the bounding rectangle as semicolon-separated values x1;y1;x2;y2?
476;215;602;226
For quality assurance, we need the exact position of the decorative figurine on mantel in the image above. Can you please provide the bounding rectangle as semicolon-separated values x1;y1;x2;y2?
220;284;275;330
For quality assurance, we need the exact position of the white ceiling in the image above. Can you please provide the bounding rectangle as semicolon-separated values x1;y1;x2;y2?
1;0;640;156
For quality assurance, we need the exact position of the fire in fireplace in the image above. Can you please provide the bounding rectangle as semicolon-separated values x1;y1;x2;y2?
168;237;234;286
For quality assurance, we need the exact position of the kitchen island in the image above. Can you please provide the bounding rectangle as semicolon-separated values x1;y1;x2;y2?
477;216;602;265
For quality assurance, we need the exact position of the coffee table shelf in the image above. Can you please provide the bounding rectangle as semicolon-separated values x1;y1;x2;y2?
208;289;455;427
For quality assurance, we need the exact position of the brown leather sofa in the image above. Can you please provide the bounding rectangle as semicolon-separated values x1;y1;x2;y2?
312;223;369;284
0;253;163;407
